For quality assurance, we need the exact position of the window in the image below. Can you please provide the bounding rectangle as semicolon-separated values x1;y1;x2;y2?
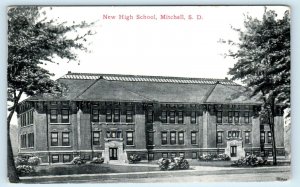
192;152;198;159
162;153;168;158
29;110;34;124
52;155;59;163
147;132;154;145
93;131;100;145
106;131;122;138
216;111;222;123
50;109;58;123
245;131;250;144
106;109;112;122
61;109;69;123
234;112;239;123
170;153;176;158
260;131;265;144
244;112;250;123
126;132;133;145
21;134;26;148
170;131;176;144
191;111;196;124
217;131;223;144
148;153;154;161
92;109;99;122
51;132;58;146
228;111;233;123
191;132;197;145
267;131;272;143
179;152;185;158
178;132;184;145
169;111;175;123
126;110;133;123
228;131;240;138
62;132;70;146
113;109;120;122
28;133;34;148
161;111;167;123
161;132;167;145
146;110;153;123
63;154;71;163
178;111;184;124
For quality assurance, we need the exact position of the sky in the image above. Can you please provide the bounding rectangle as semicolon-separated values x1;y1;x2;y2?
10;6;289;125
39;6;289;80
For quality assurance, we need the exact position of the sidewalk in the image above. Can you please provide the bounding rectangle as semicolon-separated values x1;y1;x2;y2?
20;165;290;183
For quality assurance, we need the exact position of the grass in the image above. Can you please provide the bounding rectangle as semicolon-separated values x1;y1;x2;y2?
25;163;160;177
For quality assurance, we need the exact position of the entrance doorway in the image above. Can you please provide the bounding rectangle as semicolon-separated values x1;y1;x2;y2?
109;148;118;160
230;146;237;157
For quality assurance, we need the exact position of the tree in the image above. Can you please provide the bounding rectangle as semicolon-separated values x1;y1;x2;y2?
223;8;290;165
7;6;95;182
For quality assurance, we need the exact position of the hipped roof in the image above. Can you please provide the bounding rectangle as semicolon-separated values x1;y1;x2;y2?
27;72;261;105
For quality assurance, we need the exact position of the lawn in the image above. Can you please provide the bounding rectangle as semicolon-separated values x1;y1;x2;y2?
25;163;160;177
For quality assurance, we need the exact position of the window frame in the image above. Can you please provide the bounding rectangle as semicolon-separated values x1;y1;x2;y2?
52;154;59;163
161;111;167;123
126;131;134;145
92;109;99;122
62;132;70;146
245;131;250;144
161;132;167;145
191;132;197;145
169;111;175;123
113;108;120;122
28;133;34;148
178;132;184;145
147;132;154;145
61;109;69;123
228;111;233;123
170;131;176;145
178;111;184;124
267;131;272;144
50;109;58;123
216;111;222;123
51;132;58;146
217;131;223;144
260;131;265;144
244;112;250;123
106;109;112;122
191;111;196;124
126;110;133;123
93;131;100;145
63;154;71;163
234;111;239;123
146;110;154;123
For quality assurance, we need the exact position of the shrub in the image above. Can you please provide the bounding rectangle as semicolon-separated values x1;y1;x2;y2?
16;165;35;175
28;156;41;166
71;156;86;165
158;157;189;170
15;157;28;166
91;157;104;164
199;153;230;161
128;154;141;164
231;154;269;167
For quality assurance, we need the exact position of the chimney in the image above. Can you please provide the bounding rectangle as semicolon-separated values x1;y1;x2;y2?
225;77;228;80
67;71;72;74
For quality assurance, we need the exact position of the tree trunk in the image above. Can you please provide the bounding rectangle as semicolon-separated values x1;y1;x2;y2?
7;109;20;183
270;121;277;165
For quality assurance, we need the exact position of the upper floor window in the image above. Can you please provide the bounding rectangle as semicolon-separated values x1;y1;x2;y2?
191;132;197;145
216;111;222;123
62;132;70;146
169;111;175;123
147;132;154;145
178;132;184;145
29;110;33;124
267;131;272;143
191;111;196;124
21;134;26;148
178;111;184;124
28;133;34;148
244;112;250;123
92;109;99;122
113;109;120;122
161;111;167;123
126;110;133;123
50;109;58;123
51;132;58;146
260;131;265;144
217;131;223;144
245;131;250;144
234;111;239;123
170;131;176;144
161;132;167;145
93;131;100;145
61;109;69;123
228;111;233;123
228;130;240;138
146;110;154;123
106;130;122;138
126;132;134;145
106;109;112;122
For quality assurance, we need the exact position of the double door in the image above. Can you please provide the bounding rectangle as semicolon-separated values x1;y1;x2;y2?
109;148;118;160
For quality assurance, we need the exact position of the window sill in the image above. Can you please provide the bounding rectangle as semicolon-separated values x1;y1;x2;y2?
20;147;34;150
20;124;34;128
50;123;71;125
161;123;186;125
147;145;156;147
126;145;135;147
161;144;185;146
50;146;72;148
93;122;135;125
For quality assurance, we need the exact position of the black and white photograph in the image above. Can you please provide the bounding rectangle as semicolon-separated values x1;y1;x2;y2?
6;5;291;183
